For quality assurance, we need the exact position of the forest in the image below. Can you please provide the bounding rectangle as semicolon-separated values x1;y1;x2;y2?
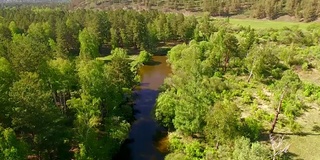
0;3;320;160
71;0;320;22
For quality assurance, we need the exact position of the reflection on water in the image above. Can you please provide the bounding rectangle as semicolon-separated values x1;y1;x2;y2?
114;56;171;160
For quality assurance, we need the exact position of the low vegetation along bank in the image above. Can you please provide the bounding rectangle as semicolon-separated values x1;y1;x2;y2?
0;6;320;160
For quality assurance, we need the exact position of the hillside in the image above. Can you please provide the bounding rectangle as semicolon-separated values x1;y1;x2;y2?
0;0;68;3
70;0;320;22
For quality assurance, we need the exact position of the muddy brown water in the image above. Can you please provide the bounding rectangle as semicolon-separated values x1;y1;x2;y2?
114;56;171;160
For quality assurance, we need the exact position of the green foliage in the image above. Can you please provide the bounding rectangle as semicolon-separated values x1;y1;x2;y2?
68;94;101;143
239;27;256;56
0;57;15;126
137;50;152;64
0;24;12;42
9;72;70;158
232;137;270;160
47;58;77;91
75;143;93;160
303;83;320;101
165;152;187;160
77;60;106;98
270;70;302;133
204;101;241;144
108;48;136;89
241;117;263;141
245;44;282;82
0;127;29;160
168;134;185;152
111;48;128;59
9;34;49;73
27;22;53;43
79;27;99;60
0;6;319;160
184;141;204;159
273;70;301;96
155;90;176;129
107;117;130;143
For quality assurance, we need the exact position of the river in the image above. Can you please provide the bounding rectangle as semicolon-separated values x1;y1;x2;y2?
114;55;171;160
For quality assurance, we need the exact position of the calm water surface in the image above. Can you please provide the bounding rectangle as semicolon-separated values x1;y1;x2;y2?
115;56;171;160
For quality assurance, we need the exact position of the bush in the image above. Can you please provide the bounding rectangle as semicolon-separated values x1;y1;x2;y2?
165;152;187;160
232;137;270;160
168;133;185;152
184;141;204;159
241;117;263;141
138;50;152;64
302;62;310;71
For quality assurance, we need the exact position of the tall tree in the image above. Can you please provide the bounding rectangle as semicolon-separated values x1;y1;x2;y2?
79;27;100;60
204;101;241;147
269;70;301;133
0;57;15;127
245;45;281;82
9;72;70;159
215;30;239;72
9;34;49;73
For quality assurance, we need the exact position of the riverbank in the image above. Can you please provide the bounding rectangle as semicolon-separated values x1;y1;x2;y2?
114;55;171;160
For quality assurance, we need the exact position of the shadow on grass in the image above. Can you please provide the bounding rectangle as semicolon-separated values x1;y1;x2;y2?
145;60;161;66
274;132;320;136
282;151;302;160
312;125;320;132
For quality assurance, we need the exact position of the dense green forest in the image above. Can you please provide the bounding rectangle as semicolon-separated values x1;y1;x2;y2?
0;5;320;160
71;0;320;22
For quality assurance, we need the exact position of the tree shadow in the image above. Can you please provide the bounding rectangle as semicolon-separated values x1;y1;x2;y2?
145;60;161;66
113;138;133;160
274;132;320;136
312;125;320;132
282;151;302;160
114;89;167;160
140;82;150;87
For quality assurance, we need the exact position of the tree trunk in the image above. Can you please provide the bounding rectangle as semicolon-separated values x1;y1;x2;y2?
269;92;285;133
247;68;253;82
62;92;66;114
215;142;219;150
247;54;256;83
224;57;228;72
52;91;58;106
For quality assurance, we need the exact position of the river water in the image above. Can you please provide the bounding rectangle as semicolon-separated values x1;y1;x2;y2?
114;55;171;160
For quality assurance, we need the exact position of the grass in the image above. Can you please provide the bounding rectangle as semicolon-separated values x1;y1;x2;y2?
286;105;320;160
297;69;320;85
224;18;315;30
96;55;138;61
234;68;320;160
274;69;320;160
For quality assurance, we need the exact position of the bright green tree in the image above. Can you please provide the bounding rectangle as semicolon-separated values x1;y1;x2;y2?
204;101;241;146
79;28;100;60
0;127;29;160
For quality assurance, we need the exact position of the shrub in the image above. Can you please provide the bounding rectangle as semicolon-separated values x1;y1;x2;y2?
138;50;152;64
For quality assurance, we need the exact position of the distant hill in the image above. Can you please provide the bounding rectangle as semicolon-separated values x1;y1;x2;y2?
0;0;69;3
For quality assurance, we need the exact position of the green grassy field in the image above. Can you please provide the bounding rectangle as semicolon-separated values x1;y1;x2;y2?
96;55;138;61
226;18;315;30
287;70;320;160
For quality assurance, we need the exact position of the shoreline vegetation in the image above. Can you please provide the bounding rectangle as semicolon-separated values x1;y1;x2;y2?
0;1;319;160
